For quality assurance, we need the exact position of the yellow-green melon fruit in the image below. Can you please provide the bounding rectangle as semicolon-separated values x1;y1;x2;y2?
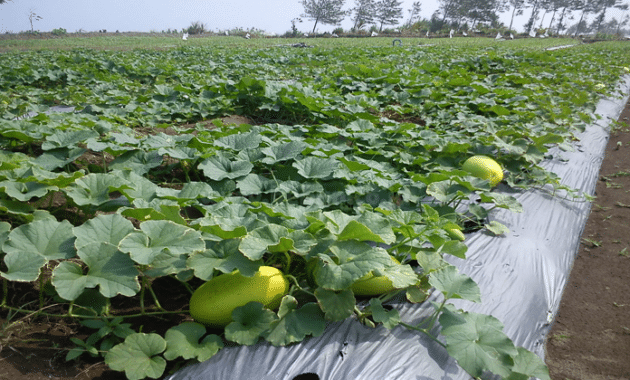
189;266;289;328
351;257;400;296
462;155;504;187
446;228;465;241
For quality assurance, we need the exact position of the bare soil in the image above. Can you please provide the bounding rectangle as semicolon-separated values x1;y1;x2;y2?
0;103;628;379
545;96;630;380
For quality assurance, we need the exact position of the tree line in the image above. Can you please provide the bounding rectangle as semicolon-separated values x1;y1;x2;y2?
300;0;630;35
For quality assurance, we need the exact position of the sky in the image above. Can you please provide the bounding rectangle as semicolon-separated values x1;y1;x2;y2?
0;0;539;35
3;0;626;36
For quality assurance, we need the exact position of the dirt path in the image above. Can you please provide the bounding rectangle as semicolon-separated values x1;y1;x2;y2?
545;96;630;379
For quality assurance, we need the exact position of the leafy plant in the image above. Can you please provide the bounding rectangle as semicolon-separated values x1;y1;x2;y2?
51;27;67;36
0;37;628;380
186;21;206;35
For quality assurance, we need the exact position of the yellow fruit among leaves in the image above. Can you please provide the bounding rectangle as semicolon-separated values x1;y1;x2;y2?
189;266;289;328
446;228;465;241
462;155;504;187
351;257;400;296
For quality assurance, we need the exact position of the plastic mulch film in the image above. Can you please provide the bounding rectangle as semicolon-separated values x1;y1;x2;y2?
167;75;630;380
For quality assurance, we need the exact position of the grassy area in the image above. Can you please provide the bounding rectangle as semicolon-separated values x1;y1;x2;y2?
0;32;585;52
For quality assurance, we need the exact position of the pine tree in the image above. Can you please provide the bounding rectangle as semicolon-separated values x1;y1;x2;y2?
375;0;404;32
351;0;377;30
301;0;348;33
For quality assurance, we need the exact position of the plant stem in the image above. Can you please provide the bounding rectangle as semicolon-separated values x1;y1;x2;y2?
286;275;314;297
177;277;195;295
418;298;447;332
38;275;45;310
1;278;7;307
283;252;292;272
399;321;446;348
147;283;165;311
386;236;415;254
140;277;146;314
0;304;187;320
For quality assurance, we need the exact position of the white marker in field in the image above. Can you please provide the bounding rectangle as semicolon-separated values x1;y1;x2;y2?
371;31;378;37
449;29;454;38
182;33;188;40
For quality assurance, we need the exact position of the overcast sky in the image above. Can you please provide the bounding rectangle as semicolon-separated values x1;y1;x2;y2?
0;0;542;35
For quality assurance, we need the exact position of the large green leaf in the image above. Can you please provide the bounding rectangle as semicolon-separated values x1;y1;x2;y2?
314;288;355;322
262;297;326;346
2;219;75;282
0;198;35;218
41;129;100;150
121;202;187;226
506;347;552;380
236;174;279;196
195;203;264;239
114;169;159;202
198;155;254;181
163;322;223;362
439;307;518;378
109;150;163;175
429;265;481;302
261;140;308;164
156;181;219;202
307;210;396;244
73;213;135;250
0;181;57;202
293;156;339;179
64;173;131;208
0;222;11;248
104;333;167;380
52;242;140;300
239;224;317;260
215;132;261;151
187;239;262;280
225;302;278;345
369;298;400;329
312;240;393;291
32;147;86;170
377;262;419;289
118;220;205;266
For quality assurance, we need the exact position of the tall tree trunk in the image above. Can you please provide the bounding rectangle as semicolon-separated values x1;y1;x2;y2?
574;9;586;37
596;8;607;32
615;11;627;35
548;9;557;30
312;18;319;33
509;5;517;31
556;7;567;34
525;0;540;33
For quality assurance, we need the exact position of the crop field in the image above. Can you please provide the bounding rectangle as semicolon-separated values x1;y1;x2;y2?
0;36;629;380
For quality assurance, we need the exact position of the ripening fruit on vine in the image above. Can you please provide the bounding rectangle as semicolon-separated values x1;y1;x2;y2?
351;256;400;296
462;155;504;187
446;228;465;241
189;266;289;328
